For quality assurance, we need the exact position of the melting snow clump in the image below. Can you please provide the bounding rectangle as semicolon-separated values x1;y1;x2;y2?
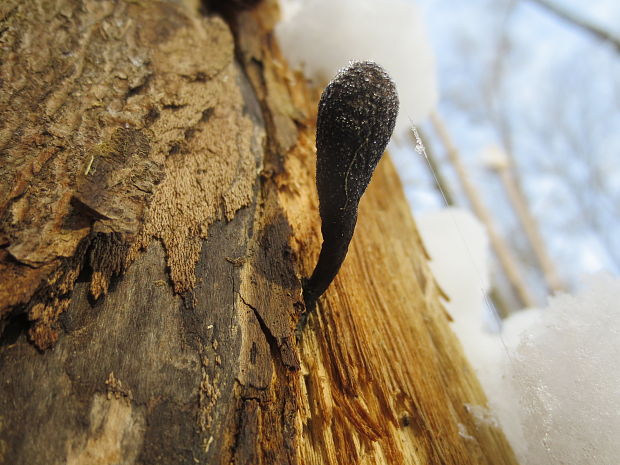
276;0;438;135
418;208;620;464
502;274;620;464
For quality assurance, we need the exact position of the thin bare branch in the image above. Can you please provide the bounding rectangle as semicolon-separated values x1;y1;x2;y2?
486;150;567;293
525;0;620;52
430;111;536;309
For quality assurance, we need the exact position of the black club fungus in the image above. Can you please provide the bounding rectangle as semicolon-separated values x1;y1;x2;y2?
302;61;399;315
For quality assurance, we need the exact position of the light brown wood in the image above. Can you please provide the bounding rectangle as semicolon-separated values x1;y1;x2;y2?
276;108;518;464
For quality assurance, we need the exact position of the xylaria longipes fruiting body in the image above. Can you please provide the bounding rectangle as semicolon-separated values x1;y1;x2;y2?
302;61;399;315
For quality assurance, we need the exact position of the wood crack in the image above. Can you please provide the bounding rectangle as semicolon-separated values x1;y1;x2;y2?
238;292;279;357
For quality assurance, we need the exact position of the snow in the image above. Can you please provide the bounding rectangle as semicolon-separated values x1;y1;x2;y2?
416;209;503;388
417;208;620;465
501;274;620;464
416;208;491;334
276;0;438;135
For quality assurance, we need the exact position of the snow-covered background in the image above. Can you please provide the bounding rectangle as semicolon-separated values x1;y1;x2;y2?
277;0;438;133
418;210;620;464
412;0;620;285
276;1;620;463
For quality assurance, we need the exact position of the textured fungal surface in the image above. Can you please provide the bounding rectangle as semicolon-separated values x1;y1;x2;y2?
303;61;399;307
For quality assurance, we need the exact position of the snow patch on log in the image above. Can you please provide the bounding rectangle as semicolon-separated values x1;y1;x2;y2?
275;0;438;135
418;207;620;464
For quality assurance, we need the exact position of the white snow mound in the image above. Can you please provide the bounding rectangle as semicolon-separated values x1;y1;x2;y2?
276;0;438;135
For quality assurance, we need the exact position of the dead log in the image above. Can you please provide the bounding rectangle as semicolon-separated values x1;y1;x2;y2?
0;1;518;464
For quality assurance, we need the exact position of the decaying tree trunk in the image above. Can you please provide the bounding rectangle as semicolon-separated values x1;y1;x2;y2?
0;1;518;464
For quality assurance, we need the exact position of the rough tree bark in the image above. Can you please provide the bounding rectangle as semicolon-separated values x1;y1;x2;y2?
0;1;518;464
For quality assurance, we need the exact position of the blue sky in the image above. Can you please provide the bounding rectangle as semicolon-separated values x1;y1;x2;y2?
397;0;620;293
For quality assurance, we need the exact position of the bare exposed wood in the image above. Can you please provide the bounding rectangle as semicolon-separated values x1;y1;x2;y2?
279;142;519;464
429;111;536;309
0;1;517;464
